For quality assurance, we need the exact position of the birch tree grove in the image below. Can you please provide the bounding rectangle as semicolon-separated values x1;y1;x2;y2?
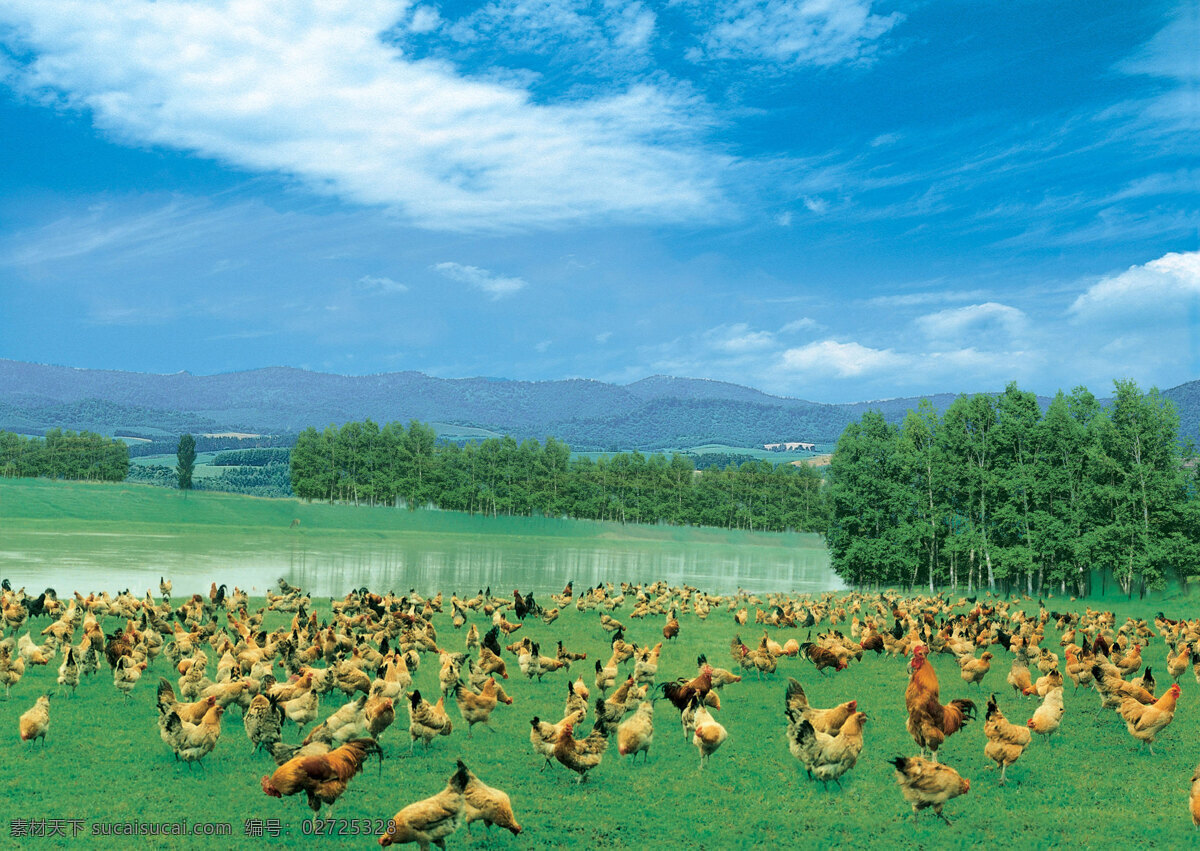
826;380;1199;596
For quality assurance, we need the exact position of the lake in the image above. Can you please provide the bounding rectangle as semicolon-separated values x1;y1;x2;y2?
0;480;840;598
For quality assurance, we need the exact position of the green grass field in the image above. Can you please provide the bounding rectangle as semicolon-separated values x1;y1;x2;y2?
1;584;1198;849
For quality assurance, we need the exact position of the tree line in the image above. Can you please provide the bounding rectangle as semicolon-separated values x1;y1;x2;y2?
289;421;827;533
0;429;129;481
825;380;1198;598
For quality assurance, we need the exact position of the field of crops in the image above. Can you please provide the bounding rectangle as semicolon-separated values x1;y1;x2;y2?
1;578;1198;849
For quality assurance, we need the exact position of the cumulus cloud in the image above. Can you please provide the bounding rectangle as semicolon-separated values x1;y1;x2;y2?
0;0;724;231
1069;251;1200;322
433;261;527;298
779;339;905;378
915;302;1027;343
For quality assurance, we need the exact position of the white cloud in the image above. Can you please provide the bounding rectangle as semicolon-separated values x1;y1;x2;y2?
704;322;775;353
779;317;819;333
687;0;901;67
534;339;552;353
779;339;905;378
915;302;1027;343
595;331;612;343
358;275;408;294
433;261;527;298
0;0;724;231
801;196;828;214
1069;251;1200;322
863;289;990;308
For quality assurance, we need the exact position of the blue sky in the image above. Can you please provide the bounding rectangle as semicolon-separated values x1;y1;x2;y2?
0;0;1196;402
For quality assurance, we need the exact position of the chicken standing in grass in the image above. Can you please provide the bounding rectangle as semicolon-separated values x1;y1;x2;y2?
553;717;608;782
19;694;50;746
459;760;522;836
692;697;727;769
407;690;452;751
786;709;866;787
1027;687;1065;743
378;761;468;849
262;738;381;813
617;699;655;763
889;755;970;824
1118;683;1180;754
982;694;1031;785
244;693;282;753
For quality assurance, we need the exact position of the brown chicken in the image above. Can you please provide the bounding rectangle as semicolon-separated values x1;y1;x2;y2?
162;701;223;765
1190;762;1200;828
982;694;1031;784
958;652;994;687
800;642;847;674
262;738;381;812
660;665;714;712
787;709;866;787
454;679;505;737
1119;683;1180;754
784;678;857;735
554;717;608;782
905;646;975;762
530;710;584;770
889;755;970;824
407;690;452;751
459;761;522;835
1027;687;1065;742
1007;658;1035;698
378;761;468;848
19;694;50;745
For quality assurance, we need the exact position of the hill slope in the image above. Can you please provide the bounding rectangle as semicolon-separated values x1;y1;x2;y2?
0;359;1194;449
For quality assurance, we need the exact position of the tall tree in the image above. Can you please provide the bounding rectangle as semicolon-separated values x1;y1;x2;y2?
176;433;196;492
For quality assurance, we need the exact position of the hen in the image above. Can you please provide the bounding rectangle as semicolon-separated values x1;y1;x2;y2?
784;678;857;735
889;755;970;824
786;709;866;787
554;717;608;782
379;761;469;849
261;738;381;813
407;690;453;751
1119;683;1180;754
459;761;522;835
692;699;728;769
617;699;655;763
982;694;1030;785
161;702;223;766
19;694;50;745
905;646;975;762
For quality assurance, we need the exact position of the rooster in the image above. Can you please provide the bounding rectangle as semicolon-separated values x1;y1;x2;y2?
799;641;847;675
905;645;975;762
660;664;714;713
261;738;381;812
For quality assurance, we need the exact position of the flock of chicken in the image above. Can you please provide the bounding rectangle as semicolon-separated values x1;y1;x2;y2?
2;575;1199;842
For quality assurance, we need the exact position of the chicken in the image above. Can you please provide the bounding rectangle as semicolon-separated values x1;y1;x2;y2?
378;761;468;849
324;695;371;744
786;709;866;787
799;641;847;674
459;761;522;836
19;694;50;745
454;679;505;737
262;738;382;813
594;658;617;694
663;609;680;641
161;702;224;765
407;690;452;750
889;755;970;824
528;709;581;770
905;646;975;762
1191;762;1200;829
1007;658;1035;698
365;693;396;740
692;699;728;769
982;694;1031;785
244;694;283;753
958;652;994;687
784;678;857;735
1027;687;1065;742
617;699;655;763
565;679;588;718
283;689;320;729
113;656;147;701
56;647;80;696
1118;683;1180;754
554;717;608;782
660;665;714;713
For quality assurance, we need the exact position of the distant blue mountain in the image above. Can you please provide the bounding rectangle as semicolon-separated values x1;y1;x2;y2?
0;359;1193;450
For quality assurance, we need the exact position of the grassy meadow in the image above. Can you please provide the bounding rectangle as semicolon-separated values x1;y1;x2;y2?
1;478;1198;848
1;584;1199;849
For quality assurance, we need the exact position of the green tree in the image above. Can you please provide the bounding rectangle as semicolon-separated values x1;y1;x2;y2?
176;433;196;491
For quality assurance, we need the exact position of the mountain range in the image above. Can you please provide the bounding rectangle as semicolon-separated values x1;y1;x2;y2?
0;359;1196;451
